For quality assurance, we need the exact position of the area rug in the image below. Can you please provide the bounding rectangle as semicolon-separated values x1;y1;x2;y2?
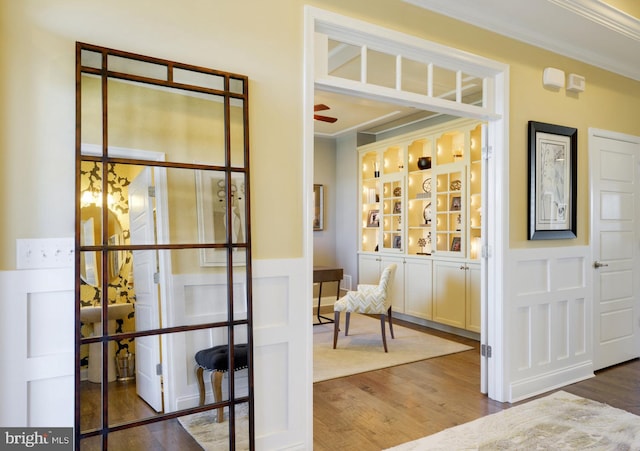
387;391;640;450
314;313;473;383
178;403;249;451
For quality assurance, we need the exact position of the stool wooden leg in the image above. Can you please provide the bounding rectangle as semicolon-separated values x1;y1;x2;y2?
196;367;205;406
212;371;224;423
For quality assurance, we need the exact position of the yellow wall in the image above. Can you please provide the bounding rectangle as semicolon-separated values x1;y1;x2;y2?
604;0;640;18
1;0;640;269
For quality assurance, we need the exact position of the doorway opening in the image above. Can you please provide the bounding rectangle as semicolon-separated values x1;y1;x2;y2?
304;6;509;404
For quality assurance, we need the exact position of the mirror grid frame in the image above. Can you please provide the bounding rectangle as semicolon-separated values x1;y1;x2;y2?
75;42;254;450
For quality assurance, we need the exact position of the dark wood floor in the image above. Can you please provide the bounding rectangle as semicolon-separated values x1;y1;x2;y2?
313;317;640;451
79;380;202;450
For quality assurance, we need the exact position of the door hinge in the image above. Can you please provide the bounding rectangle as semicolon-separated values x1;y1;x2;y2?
156;363;163;376
153;272;160;284
148;186;156;197
481;245;491;259
481;344;492;358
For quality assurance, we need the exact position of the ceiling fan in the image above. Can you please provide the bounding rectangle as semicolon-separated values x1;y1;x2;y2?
314;104;337;123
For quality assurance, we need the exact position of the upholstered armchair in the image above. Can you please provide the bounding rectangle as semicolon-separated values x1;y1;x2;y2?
333;264;397;352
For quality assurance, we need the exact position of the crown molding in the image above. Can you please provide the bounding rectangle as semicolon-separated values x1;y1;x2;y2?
404;0;640;81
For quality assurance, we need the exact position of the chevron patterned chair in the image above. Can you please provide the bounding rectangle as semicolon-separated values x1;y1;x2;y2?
332;264;397;352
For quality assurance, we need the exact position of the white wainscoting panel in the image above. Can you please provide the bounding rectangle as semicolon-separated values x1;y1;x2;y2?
0;268;74;427
0;259;310;449
252;259;309;450
507;247;593;402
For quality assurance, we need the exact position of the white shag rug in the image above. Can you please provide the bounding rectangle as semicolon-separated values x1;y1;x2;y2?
314;313;473;383
387;391;640;450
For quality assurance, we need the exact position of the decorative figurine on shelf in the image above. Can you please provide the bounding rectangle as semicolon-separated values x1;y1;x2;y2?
417;156;431;170
417;237;427;255
417;232;432;255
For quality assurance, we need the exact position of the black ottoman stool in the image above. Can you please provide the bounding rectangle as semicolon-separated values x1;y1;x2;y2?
195;344;249;422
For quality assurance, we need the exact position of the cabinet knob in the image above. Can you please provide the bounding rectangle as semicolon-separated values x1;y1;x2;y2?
459;265;466;270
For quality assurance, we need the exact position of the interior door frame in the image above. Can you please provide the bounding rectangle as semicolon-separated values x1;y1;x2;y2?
303;6;510;404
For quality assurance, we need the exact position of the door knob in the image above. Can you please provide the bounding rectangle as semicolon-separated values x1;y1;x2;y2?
593;261;609;268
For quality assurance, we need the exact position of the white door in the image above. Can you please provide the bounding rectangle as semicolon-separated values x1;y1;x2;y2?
129;167;164;411
590;129;640;370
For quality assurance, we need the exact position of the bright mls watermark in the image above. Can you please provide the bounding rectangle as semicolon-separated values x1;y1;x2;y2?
0;428;72;450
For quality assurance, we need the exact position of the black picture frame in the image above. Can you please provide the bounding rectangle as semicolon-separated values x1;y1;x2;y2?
528;121;577;240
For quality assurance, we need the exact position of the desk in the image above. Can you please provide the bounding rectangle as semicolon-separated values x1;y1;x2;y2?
313;266;343;325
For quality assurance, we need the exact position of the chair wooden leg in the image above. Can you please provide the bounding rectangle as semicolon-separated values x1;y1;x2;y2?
333;311;340;349
345;312;351;336
212;371;224;423
196;367;205;406
380;314;388;352
387;306;395;339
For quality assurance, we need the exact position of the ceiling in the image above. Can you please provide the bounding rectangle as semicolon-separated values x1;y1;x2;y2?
314;0;640;138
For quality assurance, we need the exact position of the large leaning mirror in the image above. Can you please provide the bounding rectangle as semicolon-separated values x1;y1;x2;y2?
75;42;254;450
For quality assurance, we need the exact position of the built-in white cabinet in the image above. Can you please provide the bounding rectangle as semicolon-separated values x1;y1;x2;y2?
357;118;483;334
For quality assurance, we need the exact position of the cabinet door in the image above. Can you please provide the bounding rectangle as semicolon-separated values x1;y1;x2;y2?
433;260;466;328
404;259;433;320
380;177;404;252
433;164;466;257
358;254;381;286
466;263;481;333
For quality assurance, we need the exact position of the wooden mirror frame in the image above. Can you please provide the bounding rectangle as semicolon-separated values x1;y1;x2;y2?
75;42;254;450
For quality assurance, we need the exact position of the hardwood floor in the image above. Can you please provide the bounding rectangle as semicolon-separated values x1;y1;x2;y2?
79;380;202;450
313;317;640;451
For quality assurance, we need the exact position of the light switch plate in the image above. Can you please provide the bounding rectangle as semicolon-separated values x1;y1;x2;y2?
16;238;74;269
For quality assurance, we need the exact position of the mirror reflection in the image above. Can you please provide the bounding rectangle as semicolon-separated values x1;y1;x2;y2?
80;205;124;286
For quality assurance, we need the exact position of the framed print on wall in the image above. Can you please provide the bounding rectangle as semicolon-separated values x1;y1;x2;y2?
196;170;247;266
313;184;324;231
528;121;578;240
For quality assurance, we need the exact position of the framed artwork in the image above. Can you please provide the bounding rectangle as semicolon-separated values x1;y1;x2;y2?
313;184;324;231
393;201;402;214
367;209;380;227
450;196;461;211
393;235;402;249
196;170;247;266
451;236;461;252
528;121;577;240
